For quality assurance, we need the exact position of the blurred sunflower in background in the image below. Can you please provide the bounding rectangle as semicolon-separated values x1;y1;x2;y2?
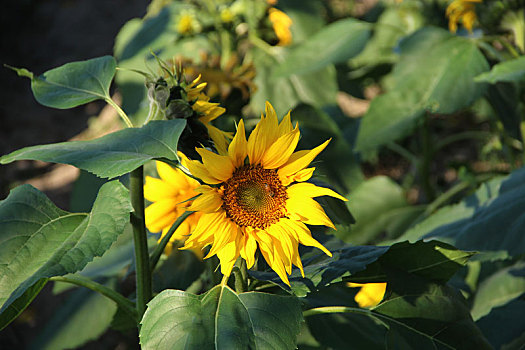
446;0;482;33
348;282;387;308
268;7;293;46
144;155;202;256
181;101;347;285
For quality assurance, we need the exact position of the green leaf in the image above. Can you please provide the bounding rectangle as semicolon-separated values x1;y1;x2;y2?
0;181;131;318
251;49;337;115
351;5;424;68
0;119;186;179
337;176;424;244
292;104;364;193
355;27;489;152
9;56;117;109
486;82;522;141
251;240;472;296
471;262;525;321
140;285;303;350
398;166;525;258
273;18;371;77
374;271;491;350
474;56;525;83
0;278;47;331
29;281;118;350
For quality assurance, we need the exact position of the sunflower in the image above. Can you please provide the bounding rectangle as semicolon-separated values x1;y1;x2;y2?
268;8;293;46
347;282;387;308
144;155;202;256
181;101;346;285
446;0;481;33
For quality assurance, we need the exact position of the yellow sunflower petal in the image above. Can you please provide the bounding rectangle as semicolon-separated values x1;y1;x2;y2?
196;148;234;181
183;212;223;248
284;220;332;257
240;229;258;269
145;200;179;233
261;127;300;169
254;230;291;286
205;124;231;156
205;218;237;259
155;161;189;188
144;176;180;202
188;185;222;213
228;119;248;167
217;239;240;276
278;139;331;186
186;158;223;184
292;167;315;183
278;110;293;136
287;197;336;229
287;182;347;201
247;102;280;164
348;282;387;308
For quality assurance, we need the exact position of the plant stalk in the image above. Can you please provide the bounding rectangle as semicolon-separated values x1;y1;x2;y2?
130;166;152;319
106;97;134;128
50;275;137;321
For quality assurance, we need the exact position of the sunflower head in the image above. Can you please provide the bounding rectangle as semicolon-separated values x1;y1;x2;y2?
182;101;347;285
144;58;231;158
144;154;203;257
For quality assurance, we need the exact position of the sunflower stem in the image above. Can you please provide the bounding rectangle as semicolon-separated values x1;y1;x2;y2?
221;273;230;287
50;275;138;322
130;166;152;320
149;211;195;272
105;97;134;128
233;258;248;293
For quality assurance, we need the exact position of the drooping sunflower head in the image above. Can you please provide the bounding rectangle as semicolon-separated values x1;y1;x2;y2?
268;8;293;46
182;101;347;285
145;58;231;158
446;0;482;33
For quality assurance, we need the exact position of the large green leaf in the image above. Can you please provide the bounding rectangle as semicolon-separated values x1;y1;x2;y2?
351;5;424;68
0;278;47;331
398;166;525;258
9;56;116;109
29;281;118;350
140;286;303;349
373;271;491;349
337;176;423;244
355;27;489;152
273;18;371;77
0;181;131;319
251;240;473;296
474;56;525;83
470;262;525;321
251;49;338;115
0;119;186;179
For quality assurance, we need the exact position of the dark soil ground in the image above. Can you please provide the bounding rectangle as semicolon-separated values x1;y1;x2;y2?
0;1;148;348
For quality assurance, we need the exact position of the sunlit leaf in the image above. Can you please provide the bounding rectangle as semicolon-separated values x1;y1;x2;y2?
0;181;131;321
273;18;371;76
355;27;489;152
337;176;424;244
0;119;186;179
471;262;525;321
8;56;116;109
140;286;303;349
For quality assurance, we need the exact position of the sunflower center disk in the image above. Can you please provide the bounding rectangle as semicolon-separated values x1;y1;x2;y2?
222;164;288;229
